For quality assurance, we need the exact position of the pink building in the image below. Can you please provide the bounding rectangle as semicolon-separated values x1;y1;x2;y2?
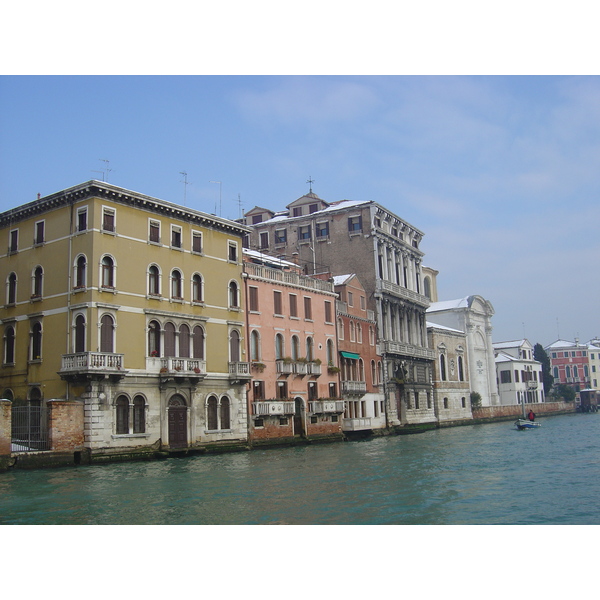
546;339;591;397
243;250;344;445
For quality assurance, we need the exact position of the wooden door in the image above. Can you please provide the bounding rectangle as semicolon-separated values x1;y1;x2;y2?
168;398;187;448
293;398;304;436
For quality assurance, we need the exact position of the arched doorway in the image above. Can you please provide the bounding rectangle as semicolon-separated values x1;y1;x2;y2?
293;397;304;436
168;395;187;448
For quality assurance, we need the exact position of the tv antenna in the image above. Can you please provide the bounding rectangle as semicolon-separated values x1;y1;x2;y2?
235;193;243;219
180;171;191;206
210;180;222;216
92;159;113;181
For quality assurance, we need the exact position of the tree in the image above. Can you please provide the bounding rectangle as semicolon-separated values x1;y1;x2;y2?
470;391;482;408
533;343;554;395
554;383;576;403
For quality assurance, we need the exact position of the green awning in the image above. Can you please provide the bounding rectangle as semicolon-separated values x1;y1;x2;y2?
340;351;360;360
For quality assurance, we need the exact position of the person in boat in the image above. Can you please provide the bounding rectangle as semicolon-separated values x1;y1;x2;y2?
527;409;536;422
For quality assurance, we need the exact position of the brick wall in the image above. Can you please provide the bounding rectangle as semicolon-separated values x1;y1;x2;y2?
0;400;11;457
48;400;85;452
472;401;575;421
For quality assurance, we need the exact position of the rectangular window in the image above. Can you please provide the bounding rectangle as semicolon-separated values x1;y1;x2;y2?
309;203;319;214
253;380;265;400
298;225;311;240
192;231;202;253
171;226;182;248
329;382;337;398
275;229;287;244
260;231;269;249
102;208;115;232
274;290;283;315
348;215;362;232
289;294;298;318
514;370;520;383
324;301;332;323
9;229;18;253
304;297;312;320
500;370;512;384
34;221;45;245
279;418;289;426
228;242;238;262
252;214;263;224
316;221;329;238
347;291;353;307
249;286;259;312
277;381;288;399
149;220;160;243
360;296;366;310
293;207;302;217
77;207;88;232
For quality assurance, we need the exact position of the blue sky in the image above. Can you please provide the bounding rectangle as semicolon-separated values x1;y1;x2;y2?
1;75;599;348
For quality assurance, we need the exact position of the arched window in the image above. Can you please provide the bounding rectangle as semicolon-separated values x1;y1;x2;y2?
33;266;43;297
164;322;176;357
207;395;218;430
458;355;465;381
371;360;377;385
179;324;190;357
553;366;559;379
275;333;284;360
4;325;15;364
76;255;87;288
337;317;344;340
101;256;114;288
369;325;375;346
566;365;571;378
358;358;365;381
148;265;160;295
148;320;161;356
133;395;145;433
305;337;314;361
193;325;205;359
220;397;231;430
349;321;356;342
291;335;300;361
326;339;334;365
116;395;129;434
31;320;43;360
74;314;86;353
356;323;363;344
250;330;260;361
229;281;239;308
100;314;114;353
424;277;431;299
230;329;240;362
377;361;383;385
192;273;203;303
7;272;17;305
439;354;447;381
171;269;183;300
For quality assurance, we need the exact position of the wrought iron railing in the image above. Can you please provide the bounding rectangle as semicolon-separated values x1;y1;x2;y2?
11;405;50;452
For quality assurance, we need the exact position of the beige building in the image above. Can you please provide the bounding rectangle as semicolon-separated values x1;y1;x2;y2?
1;181;251;460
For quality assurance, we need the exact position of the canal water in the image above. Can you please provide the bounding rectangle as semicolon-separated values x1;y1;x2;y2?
1;413;599;525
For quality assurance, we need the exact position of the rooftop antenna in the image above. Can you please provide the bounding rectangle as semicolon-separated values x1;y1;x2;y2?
306;176;314;194
100;159;112;181
556;317;560;340
236;193;243;219
210;181;222;217
179;171;191;206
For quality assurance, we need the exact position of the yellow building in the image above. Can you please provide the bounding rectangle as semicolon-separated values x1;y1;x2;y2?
1;181;251;460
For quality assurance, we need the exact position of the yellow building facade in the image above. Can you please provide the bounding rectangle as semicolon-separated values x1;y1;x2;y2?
1;181;251;459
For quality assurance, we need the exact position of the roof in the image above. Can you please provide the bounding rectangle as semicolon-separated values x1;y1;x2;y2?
495;352;517;364
332;274;355;286
493;339;532;350
426;321;464;334
427;297;470;312
242;248;298;269
545;339;580;349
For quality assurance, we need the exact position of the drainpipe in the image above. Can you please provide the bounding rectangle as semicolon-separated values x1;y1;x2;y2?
65;196;75;401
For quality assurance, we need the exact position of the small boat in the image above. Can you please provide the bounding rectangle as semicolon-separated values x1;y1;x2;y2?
515;418;541;430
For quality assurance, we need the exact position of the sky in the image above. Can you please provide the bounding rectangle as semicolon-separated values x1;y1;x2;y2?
2;74;598;348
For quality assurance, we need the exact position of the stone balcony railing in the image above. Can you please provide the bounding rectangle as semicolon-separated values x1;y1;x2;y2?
59;352;127;382
376;279;430;308
151;357;206;377
342;417;372;431
341;380;367;395
380;340;435;361
276;360;322;376
229;361;251;379
308;399;345;414
276;360;294;375
252;401;296;416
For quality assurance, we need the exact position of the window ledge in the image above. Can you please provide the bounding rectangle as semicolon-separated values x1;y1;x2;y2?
111;434;150;439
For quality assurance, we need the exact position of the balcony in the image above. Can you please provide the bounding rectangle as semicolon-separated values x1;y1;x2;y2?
59;352;127;382
154;357;206;378
276;360;294;375
309;399;345;414
381;340;435;361
294;361;308;375
376;279;430;308
307;362;322;376
341;380;367;395
229;361;251;380
342;417;372;431
252;401;295;416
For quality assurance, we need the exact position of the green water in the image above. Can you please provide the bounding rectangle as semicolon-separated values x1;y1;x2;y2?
1;413;599;525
